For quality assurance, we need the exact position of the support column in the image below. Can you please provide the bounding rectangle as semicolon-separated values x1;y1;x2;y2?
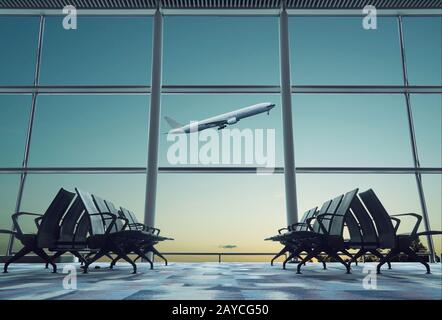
398;16;435;262
7;15;45;256
279;1;299;226
144;5;163;229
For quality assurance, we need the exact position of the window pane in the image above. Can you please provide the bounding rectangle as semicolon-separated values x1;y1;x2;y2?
14;173;146;253
159;94;283;168
28;95;149;167
292;94;413;167
289;17;403;85
40;16;152;85
412;94;442;167
0;175;20;255
156;174;285;260
403;17;442;85
163;16;279;85
422;174;442;256
0;95;31;167
0;17;39;85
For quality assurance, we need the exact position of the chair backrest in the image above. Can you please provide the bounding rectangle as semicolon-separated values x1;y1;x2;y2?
36;188;76;248
349;194;378;245
359;189;396;248
104;199;125;232
316;195;344;234
296;208;318;232
92;194;122;233
345;211;362;243
328;188;359;237
310;199;332;233
120;207;139;227
56;196;86;245
75;188;106;236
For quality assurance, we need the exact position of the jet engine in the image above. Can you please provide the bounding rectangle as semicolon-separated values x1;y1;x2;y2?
227;117;238;125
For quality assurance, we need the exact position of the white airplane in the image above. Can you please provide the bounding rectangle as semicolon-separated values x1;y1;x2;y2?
165;102;275;134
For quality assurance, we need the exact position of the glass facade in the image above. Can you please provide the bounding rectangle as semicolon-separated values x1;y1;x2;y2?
0;12;440;260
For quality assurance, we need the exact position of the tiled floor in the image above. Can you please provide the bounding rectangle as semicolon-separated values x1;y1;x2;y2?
0;262;441;300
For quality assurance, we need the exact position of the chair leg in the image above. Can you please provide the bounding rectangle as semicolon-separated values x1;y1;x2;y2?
113;247;137;274
297;247;321;274
316;255;327;269
69;251;86;264
151;247;168;266
348;249;366;268
326;249;351;274
134;247;153;270
368;249;391;269
271;246;289;266
46;251;66;269
110;254;122;269
283;248;301;270
82;248;107;274
377;249;398;274
3;246;32;273
403;247;431;274
34;249;57;273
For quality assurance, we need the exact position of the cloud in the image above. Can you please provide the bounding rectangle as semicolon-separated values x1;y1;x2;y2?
219;244;237;249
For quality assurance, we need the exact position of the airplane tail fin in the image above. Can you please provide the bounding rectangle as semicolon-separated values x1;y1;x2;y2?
164;116;183;129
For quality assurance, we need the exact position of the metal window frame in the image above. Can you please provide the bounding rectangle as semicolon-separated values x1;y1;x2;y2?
1;7;441;258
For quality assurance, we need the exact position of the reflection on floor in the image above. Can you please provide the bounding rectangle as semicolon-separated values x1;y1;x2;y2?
0;262;441;300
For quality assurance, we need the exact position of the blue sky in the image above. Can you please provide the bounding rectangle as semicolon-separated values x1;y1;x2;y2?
0;15;441;256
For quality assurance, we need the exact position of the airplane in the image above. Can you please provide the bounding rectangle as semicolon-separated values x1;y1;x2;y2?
165;102;275;134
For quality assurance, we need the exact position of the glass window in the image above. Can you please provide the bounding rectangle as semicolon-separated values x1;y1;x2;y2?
411;94;442;167
40;16;152;85
292;94;413;167
163;16;279;85
403;17;442;85
0;17;39;85
28;95;149;167
422;174;442;256
155;174;285;259
289;16;403;85
0;95;32;167
0;175;20;255
159;94;283;168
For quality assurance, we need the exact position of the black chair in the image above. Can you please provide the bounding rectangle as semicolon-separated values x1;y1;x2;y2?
75;188;138;274
265;207;317;265
293;189;360;274
0;188;75;273
345;194;392;269
359;189;442;274
110;207;172;269
94;196;157;270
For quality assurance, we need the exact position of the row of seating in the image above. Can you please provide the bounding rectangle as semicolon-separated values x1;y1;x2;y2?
0;188;173;274
266;188;441;274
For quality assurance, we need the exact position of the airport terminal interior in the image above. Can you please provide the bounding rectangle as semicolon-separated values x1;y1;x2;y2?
0;0;441;300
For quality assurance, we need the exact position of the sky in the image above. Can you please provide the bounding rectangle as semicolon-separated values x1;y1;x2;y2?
0;15;441;258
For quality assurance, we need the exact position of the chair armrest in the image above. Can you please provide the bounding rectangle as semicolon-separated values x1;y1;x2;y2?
391;213;422;236
390;217;401;232
278;227;289;234
289;222;309;231
34;216;43;229
0;229;17;236
90;213;117;234
12;212;43;235
314;213;346;235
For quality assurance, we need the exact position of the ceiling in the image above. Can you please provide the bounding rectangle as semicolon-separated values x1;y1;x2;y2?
0;0;441;10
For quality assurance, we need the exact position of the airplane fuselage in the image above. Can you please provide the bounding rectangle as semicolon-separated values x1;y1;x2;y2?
170;102;275;134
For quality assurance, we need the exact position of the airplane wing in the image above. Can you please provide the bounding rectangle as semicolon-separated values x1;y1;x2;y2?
204;119;228;128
